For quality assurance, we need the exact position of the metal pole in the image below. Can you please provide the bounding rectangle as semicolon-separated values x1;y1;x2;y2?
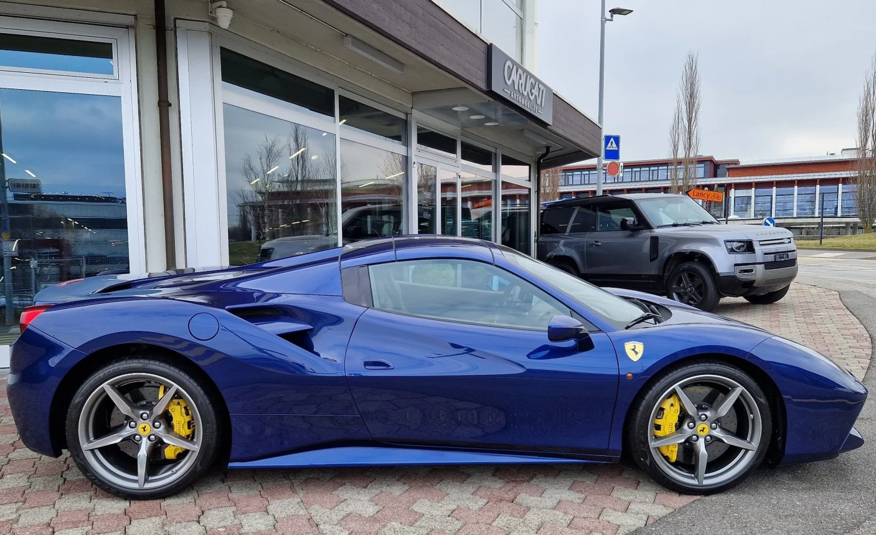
819;192;825;245
596;0;606;196
0;95;13;326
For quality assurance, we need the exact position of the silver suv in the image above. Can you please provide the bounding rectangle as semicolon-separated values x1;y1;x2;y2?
537;193;798;311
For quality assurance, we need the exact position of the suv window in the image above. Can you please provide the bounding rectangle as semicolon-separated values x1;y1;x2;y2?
540;207;574;234
568;207;596;234
368;259;571;330
595;204;637;232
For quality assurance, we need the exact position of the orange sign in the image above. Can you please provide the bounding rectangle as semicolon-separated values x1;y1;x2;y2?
606;161;621;177
687;189;724;203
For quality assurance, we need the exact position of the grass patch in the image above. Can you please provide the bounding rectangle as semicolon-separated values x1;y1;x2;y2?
796;233;876;250
229;241;263;266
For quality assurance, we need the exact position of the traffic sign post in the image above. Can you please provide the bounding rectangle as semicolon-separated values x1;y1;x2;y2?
606;161;622;178
604;135;620;161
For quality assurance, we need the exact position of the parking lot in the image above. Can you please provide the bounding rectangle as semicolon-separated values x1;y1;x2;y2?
0;258;871;535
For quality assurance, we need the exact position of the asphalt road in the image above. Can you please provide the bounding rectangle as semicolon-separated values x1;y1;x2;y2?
639;251;876;535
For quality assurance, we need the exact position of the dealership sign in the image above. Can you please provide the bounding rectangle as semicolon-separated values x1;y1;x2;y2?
489;44;554;125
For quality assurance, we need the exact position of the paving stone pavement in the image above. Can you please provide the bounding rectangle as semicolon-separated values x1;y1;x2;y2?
0;282;868;535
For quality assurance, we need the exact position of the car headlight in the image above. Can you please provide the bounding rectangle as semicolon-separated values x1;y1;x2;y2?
725;240;754;254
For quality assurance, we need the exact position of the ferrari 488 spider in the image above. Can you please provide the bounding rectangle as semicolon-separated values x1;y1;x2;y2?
7;236;866;499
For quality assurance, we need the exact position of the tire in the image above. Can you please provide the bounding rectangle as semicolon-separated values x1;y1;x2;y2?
626;360;772;495
744;285;791;305
551;258;579;277
667;261;720;312
66;357;222;499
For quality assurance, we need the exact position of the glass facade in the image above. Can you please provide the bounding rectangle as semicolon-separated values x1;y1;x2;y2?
340;139;405;241
754;187;772;218
561;162;707;186
733;189;752;218
820;185;838;217
434;0;523;60
842;185;857;216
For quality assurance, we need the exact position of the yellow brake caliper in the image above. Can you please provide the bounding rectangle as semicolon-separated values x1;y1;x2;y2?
654;394;681;462
158;385;195;460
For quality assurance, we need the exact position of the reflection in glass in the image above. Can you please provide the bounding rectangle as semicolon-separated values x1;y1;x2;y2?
0;33;113;75
224;104;337;265
417;163;437;234
440;169;458;236
339;96;405;144
482;0;522;59
340;139;405;243
433;0;481;33
417;127;456;157
461;177;493;240
501;154;530;181
0;89;128;324
461;142;494;174
501;181;530;254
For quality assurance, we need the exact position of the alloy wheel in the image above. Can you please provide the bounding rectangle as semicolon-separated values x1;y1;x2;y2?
670;271;705;306
77;373;202;491
647;374;763;489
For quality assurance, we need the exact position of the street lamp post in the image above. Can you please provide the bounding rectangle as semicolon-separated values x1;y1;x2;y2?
596;3;632;196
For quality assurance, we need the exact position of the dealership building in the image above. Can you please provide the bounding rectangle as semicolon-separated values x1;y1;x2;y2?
0;0;602;354
558;149;866;235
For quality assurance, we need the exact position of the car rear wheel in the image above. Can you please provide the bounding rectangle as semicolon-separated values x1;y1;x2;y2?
626;361;772;495
667;262;720;311
744;285;791;305
66;357;221;499
550;259;579;277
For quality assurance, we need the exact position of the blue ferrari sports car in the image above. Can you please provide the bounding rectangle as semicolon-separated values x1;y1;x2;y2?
7;236;866;499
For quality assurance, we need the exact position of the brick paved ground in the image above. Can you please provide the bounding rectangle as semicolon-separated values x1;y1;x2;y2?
0;282;868;535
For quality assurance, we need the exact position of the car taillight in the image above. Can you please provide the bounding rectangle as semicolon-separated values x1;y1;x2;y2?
55;279;83;287
20;305;51;331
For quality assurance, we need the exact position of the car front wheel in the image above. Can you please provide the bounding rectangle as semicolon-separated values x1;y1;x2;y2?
626;361;772;495
667;261;720;311
66;357;221;499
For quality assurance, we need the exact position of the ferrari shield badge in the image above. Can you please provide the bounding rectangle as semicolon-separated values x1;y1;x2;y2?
625;341;644;362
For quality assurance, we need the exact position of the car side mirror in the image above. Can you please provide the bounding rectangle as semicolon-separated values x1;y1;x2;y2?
547;315;593;351
620;217;643;231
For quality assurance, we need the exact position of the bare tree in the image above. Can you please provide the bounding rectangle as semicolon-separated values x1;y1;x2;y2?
539;167;561;202
240;136;284;241
855;52;876;233
669;52;702;193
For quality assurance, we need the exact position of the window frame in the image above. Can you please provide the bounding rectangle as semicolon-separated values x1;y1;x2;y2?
366;258;572;332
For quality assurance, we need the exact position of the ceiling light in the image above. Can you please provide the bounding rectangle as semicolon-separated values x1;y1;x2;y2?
339;119;347;125
2;153;15;164
452;106;469;112
359;181;375;188
384;171;404;179
344;35;406;74
250;178;260;185
25;170;35;177
484;122;499;126
322;132;328;136
267;165;279;174
290;147;306;159
469;115;485;120
311;155;319;160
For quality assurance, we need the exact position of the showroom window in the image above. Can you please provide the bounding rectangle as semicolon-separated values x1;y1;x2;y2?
500;154;531;254
820;185;838;217
796;186;816;217
0;21;141;329
842;185;857;216
734;189;753;218
775;187;794;217
754;187;773;218
433;0;523;60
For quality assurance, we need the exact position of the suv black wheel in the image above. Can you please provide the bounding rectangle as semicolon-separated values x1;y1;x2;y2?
551;259;579;277
66;357;222;499
744;285;790;305
667;262;720;311
626;360;772;495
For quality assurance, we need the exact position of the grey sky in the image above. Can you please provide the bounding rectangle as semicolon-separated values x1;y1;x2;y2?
537;0;876;163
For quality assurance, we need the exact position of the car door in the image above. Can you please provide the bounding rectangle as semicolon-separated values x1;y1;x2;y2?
584;201;655;290
344;257;619;455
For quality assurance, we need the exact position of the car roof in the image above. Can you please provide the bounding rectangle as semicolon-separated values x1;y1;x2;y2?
546;193;676;208
340;235;496;263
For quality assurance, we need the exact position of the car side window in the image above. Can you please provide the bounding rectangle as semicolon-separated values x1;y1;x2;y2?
540;207;575;235
595;204;637;232
568;206;596;234
368;259;572;330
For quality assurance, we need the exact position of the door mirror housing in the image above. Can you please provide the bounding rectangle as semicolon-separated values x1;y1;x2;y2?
547;315;593;351
620;217;643;231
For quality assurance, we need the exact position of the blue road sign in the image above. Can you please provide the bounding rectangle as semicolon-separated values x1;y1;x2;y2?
763;217;776;227
604;135;620;161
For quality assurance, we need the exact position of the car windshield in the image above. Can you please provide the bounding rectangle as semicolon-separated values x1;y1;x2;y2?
501;248;644;328
637;196;719;227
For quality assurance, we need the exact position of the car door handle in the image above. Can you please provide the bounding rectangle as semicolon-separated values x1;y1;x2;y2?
364;360;394;370
589;241;602;247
